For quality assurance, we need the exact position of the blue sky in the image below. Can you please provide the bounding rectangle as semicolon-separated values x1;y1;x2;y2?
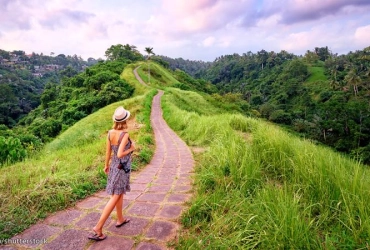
1;0;369;61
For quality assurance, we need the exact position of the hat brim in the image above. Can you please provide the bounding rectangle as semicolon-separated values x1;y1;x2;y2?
113;110;130;122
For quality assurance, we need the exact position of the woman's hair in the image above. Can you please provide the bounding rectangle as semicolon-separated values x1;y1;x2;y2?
113;120;128;130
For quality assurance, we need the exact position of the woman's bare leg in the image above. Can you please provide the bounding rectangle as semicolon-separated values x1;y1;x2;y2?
115;194;124;224
93;194;120;234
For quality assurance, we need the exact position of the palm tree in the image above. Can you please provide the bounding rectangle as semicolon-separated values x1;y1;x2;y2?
345;67;361;96
144;47;155;84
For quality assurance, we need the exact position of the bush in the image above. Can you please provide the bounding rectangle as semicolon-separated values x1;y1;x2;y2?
173;82;190;90
269;109;292;125
84;71;120;90
30;118;62;142
0;136;27;166
259;103;276;118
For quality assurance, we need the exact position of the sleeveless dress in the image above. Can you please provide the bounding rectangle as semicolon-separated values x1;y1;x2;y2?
106;130;131;195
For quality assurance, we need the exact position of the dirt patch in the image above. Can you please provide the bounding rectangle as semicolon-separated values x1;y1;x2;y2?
237;131;253;143
127;117;144;130
191;147;207;154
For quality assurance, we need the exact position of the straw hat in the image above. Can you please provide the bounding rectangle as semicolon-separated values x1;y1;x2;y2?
112;106;130;122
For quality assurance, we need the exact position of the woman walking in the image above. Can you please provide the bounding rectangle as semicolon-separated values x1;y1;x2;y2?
88;106;135;241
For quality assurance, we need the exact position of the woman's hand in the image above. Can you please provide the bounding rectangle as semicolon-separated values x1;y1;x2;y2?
104;165;109;174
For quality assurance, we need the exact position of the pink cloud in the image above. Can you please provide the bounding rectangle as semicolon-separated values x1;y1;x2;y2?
163;0;220;15
158;0;255;34
262;0;370;24
39;9;95;30
355;25;370;48
0;0;33;30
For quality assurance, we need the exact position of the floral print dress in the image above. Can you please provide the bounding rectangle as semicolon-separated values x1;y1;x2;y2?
106;131;131;195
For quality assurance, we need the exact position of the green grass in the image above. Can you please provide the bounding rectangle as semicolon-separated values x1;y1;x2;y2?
164;88;226;116
3;60;370;249
121;62;151;96
305;66;331;101
0;65;156;239
137;61;180;88
307;66;327;82
161;88;370;249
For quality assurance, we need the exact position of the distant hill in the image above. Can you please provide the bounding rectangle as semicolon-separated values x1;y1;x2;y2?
158;55;212;77
177;47;370;165
1;44;370;165
2;59;370;249
0;49;98;127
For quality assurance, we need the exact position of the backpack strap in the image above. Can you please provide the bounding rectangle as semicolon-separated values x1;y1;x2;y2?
108;130;111;145
118;131;126;145
108;130;127;146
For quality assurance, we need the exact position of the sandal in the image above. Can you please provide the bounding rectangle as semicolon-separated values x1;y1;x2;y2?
116;218;130;227
88;233;107;241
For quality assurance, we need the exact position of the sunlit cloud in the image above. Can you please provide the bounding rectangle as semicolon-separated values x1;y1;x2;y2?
0;0;369;61
354;25;370;48
202;37;216;47
38;9;95;30
261;0;370;24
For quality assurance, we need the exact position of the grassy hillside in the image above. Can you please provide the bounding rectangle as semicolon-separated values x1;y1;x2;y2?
3;60;369;249
0;59;208;239
307;66;327;82
0;63;157;239
121;62;150;96
161;88;370;249
137;61;180;89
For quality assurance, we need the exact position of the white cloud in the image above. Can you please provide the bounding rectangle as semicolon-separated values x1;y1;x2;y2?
256;14;281;28
281;31;313;53
202;37;216;47
0;0;369;61
354;25;370;48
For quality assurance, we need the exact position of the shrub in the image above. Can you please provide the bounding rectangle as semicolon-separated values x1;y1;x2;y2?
269;109;292;124
0;136;27;166
30;118;62;142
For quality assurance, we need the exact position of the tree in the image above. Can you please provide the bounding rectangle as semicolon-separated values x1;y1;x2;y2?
0;49;10;59
105;44;124;61
105;44;143;62
144;47;155;84
11;50;25;56
345;67;361;96
315;46;330;61
304;50;319;64
257;49;268;70
87;57;97;66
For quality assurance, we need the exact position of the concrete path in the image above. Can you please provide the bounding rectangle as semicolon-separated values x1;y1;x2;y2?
2;90;195;250
133;65;149;87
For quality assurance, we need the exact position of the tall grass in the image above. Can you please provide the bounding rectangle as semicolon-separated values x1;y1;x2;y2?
121;62;150;96
137;61;180;88
162;88;370;249
164;88;226;116
0;89;156;239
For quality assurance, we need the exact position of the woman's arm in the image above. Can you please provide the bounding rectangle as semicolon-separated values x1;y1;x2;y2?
117;133;135;158
104;134;112;174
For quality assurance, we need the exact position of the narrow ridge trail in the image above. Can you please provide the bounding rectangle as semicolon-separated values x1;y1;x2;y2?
3;66;195;250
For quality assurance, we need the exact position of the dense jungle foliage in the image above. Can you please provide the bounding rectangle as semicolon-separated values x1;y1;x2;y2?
0;49;94;127
162;46;370;164
0;44;142;166
158;55;212;77
0;43;213;167
2;44;370;165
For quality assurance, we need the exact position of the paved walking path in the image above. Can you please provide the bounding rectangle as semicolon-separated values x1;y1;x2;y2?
2;90;195;249
133;65;149;87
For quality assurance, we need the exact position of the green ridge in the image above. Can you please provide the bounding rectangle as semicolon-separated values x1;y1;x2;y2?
1;61;369;250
